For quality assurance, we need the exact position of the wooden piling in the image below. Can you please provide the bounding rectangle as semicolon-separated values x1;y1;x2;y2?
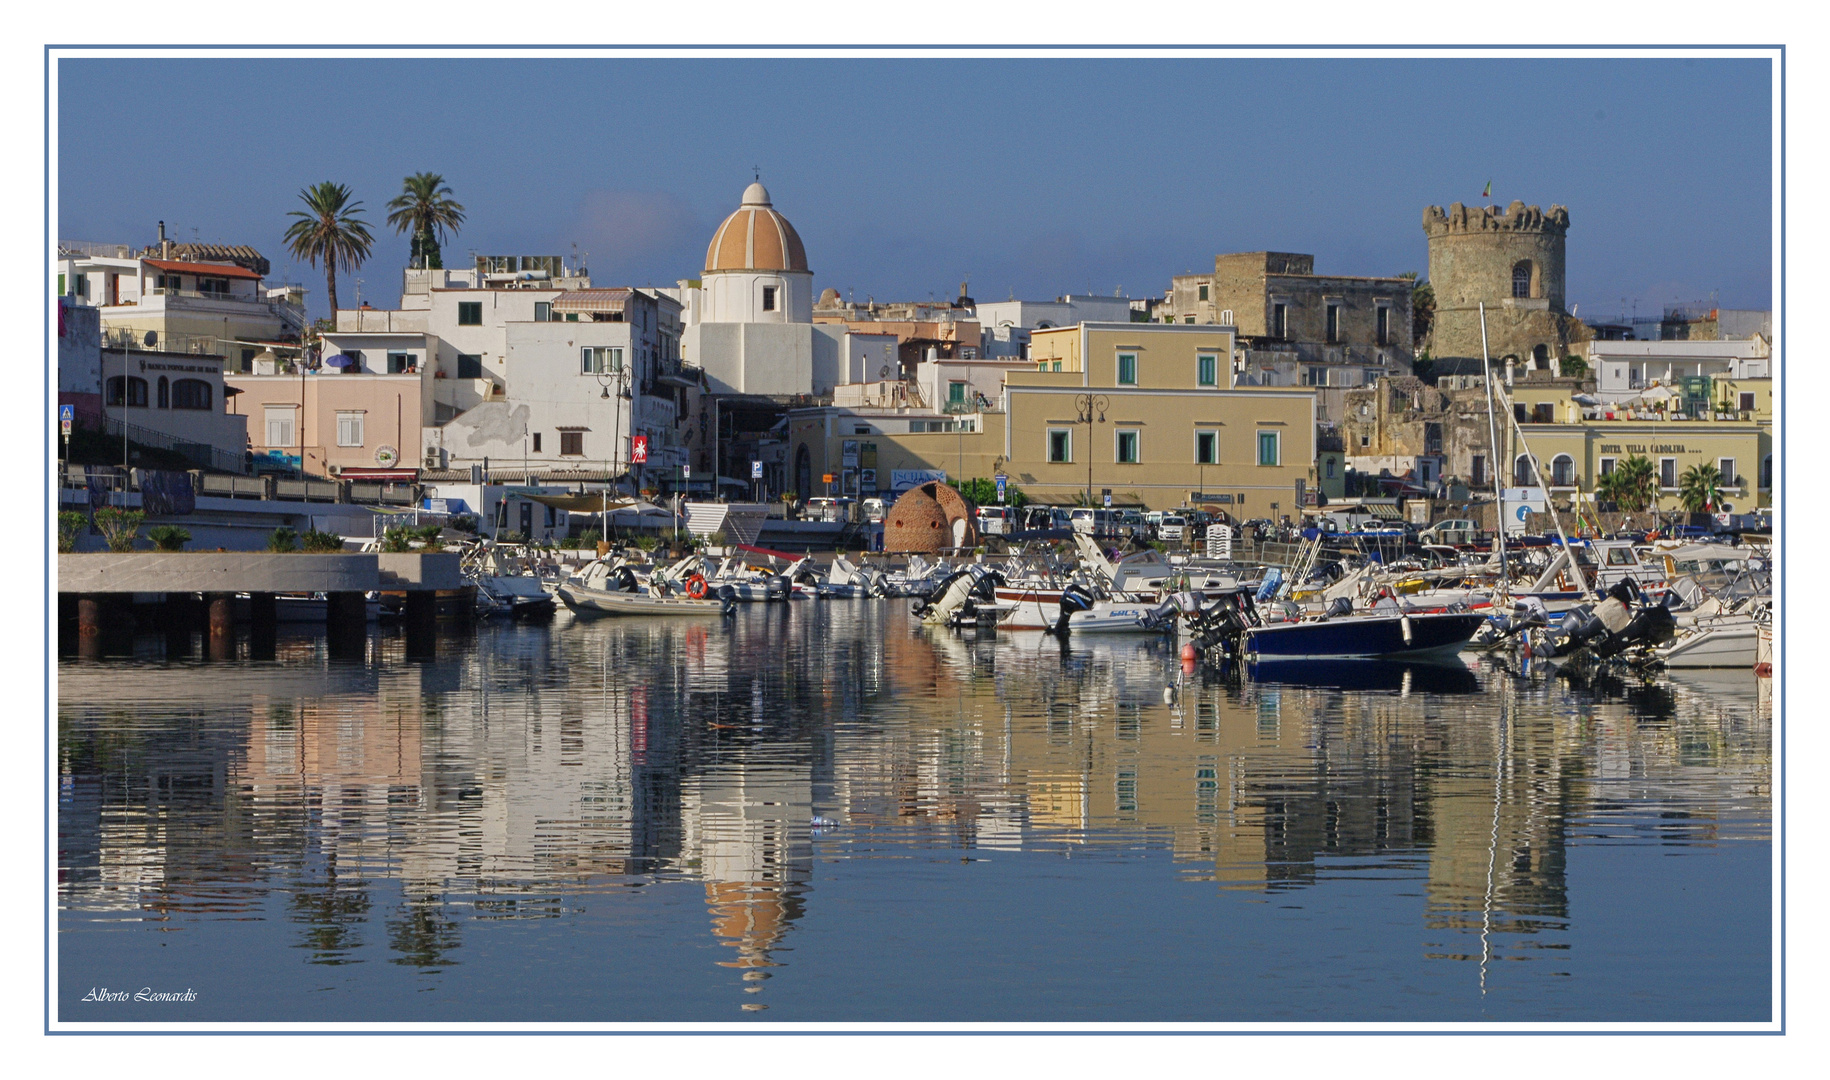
207;593;235;661
77;595;102;660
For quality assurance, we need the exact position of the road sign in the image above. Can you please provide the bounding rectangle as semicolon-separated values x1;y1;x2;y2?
1103;493;1112;507
822;473;835;484
59;404;73;435
682;464;691;479
751;460;763;479
630;435;648;464
995;474;1007;503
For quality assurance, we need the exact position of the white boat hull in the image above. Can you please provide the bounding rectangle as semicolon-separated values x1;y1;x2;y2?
556;582;726;617
992;590;1167;633
1657;619;1762;668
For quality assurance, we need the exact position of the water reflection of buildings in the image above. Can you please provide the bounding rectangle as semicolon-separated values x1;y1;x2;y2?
59;611;1770;989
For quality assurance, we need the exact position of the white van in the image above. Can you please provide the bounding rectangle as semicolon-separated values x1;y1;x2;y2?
976;506;1016;535
1070;508;1121;538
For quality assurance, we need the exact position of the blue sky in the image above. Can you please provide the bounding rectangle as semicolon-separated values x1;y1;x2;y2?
57;55;1773;321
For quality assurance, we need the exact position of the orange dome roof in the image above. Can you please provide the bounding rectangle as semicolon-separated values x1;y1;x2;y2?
704;183;809;274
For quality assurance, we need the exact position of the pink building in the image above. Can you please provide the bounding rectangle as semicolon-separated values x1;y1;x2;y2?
227;361;432;478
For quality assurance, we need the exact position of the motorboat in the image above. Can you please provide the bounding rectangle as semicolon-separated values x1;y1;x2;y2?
556;557;734;618
461;541;556;619
1174;585;1488;665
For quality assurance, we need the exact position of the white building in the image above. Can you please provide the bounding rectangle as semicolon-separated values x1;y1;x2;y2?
1580;337;1771;404
972;294;1135;358
58;231;307;371
326;258;690;489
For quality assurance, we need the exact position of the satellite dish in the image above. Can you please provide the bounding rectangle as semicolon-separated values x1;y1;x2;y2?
142;330;158;347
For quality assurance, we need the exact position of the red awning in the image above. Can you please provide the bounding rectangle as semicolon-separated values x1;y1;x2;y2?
144;257;263;281
340;468;419;482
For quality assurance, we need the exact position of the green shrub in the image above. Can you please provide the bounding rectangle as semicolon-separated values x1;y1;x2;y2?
146;525;191;552
632;534;659;552
409;524;444;544
57;511;85;553
380;526;413;552
578;528;602;547
267;527;299;552
448;515;478;533
93;508;144;552
496;529;526;544
558;536;579;550
300;528;345;553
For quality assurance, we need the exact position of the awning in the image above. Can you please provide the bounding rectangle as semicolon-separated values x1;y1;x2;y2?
341;468;419;482
520;493;641;513
551;288;631;315
143;257;262;281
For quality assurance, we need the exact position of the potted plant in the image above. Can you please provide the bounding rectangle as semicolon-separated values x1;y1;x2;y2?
146;525;192;552
93;508;144;552
57;511;85;554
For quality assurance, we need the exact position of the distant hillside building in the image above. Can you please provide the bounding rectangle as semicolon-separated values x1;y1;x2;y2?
1162;251;1414;394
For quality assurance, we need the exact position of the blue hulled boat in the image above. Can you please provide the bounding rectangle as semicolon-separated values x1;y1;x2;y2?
1243;611;1488;660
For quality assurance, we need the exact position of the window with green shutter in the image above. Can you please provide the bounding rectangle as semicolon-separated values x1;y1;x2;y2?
458;301;482;325
1257;430;1280;466
1117;352;1137;385
1197;354;1217;386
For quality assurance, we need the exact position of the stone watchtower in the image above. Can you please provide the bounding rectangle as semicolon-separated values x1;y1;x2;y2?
1423;200;1572;368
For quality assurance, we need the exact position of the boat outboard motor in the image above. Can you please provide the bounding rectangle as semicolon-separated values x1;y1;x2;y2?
1049;583;1098;636
615;566;639;593
717;585;738;617
1594;603;1677;658
1323;596;1354;620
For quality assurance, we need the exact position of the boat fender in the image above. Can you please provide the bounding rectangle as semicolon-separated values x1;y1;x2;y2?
1401;613;1413;646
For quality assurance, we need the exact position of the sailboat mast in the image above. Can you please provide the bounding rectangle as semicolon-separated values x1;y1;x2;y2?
1479;303;1510;589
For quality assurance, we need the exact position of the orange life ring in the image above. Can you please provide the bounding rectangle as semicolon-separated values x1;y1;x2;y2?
686;573;708;599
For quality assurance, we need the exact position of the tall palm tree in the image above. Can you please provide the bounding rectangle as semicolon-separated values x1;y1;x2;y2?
386;172;465;270
1596;454;1657;512
1678;462;1723;514
284;181;373;317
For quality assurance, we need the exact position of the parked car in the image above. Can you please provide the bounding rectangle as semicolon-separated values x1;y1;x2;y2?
1070;508;1124;539
976;506;1016;536
1157;514;1188;542
1419;519;1479;546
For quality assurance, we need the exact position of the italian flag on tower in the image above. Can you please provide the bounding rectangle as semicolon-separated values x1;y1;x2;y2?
1482;180;1492;199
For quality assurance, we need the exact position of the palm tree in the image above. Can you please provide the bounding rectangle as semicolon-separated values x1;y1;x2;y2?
284;182;373;317
1678;462;1723;514
386;172;465;270
1596;454;1657;512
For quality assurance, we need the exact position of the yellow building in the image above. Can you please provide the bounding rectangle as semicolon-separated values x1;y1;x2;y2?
789;323;1322;515
1500;377;1772;510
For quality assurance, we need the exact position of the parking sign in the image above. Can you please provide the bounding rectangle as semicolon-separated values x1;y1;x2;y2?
751;460;763;479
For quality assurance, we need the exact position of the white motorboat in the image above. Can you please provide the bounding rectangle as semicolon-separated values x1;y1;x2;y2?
1654;615;1764;668
556;558;731;617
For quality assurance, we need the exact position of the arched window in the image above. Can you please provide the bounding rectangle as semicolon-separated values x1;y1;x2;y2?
1514;453;1536;486
795;444;811;497
170;379;212;410
1512;261;1533;299
1550;454;1575;486
106;376;147;407
156;376;169;409
1532;343;1549;366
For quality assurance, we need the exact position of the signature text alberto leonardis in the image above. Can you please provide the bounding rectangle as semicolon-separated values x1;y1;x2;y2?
81;987;198;1003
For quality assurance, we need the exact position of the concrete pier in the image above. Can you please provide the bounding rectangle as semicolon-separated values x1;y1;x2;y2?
57;552;466;662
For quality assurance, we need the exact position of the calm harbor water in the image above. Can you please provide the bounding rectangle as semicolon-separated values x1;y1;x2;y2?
56;604;1772;1024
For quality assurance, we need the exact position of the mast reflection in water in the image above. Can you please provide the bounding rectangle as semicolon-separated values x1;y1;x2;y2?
57;604;1771;1023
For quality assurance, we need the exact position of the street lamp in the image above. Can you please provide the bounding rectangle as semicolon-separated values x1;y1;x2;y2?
1074;393;1108;507
596;358;632;530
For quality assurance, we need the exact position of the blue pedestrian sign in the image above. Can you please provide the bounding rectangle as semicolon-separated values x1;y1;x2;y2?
59;404;73;435
995;473;1007;503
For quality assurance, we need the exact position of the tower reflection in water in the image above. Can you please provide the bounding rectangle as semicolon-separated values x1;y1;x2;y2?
56;606;1769;1010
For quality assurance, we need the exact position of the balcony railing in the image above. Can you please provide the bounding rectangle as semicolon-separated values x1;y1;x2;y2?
100;414;246;474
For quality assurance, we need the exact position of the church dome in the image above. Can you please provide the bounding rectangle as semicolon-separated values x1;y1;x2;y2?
705;182;809;274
